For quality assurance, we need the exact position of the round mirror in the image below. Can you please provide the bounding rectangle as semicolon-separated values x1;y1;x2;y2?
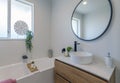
71;0;112;41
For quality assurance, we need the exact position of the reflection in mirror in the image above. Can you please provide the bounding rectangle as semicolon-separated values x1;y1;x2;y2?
72;0;112;41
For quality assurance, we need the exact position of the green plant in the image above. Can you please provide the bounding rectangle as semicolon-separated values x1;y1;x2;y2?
67;46;72;52
25;30;33;52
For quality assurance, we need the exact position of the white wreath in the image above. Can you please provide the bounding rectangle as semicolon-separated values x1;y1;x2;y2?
14;20;28;35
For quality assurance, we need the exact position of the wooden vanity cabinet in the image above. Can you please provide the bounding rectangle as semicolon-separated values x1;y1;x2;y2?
54;60;115;83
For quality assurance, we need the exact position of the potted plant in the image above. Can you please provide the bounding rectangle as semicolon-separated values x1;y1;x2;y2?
67;46;72;53
66;46;73;57
25;30;33;59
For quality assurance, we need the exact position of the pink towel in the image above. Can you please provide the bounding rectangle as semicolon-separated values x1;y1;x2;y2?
0;79;16;83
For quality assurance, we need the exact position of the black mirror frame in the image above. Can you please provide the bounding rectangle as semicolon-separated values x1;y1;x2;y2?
71;0;113;41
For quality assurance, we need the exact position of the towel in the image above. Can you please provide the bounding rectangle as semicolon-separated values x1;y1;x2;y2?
0;79;16;83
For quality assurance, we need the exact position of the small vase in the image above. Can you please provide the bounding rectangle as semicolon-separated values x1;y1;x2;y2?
64;51;69;57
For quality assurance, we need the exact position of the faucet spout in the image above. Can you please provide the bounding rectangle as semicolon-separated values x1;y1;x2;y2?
74;41;80;52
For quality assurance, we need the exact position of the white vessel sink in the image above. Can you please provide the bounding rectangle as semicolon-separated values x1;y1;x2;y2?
69;51;93;65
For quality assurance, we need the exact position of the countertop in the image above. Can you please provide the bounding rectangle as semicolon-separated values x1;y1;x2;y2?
55;56;115;81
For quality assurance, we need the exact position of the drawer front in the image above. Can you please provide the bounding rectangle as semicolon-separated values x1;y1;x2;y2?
55;74;70;83
55;60;107;83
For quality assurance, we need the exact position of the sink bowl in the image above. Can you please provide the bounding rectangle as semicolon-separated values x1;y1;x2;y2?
69;51;93;65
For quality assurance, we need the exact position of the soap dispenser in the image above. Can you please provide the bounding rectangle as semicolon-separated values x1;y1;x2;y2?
104;52;113;68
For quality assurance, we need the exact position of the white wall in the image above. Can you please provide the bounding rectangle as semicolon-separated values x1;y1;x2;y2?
51;0;120;83
0;0;51;66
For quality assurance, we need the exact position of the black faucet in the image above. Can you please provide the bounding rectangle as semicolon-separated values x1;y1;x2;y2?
74;41;80;52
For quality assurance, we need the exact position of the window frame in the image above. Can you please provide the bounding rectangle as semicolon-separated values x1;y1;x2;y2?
0;0;34;40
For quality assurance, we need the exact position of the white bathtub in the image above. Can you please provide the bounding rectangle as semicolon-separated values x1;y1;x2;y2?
0;57;55;83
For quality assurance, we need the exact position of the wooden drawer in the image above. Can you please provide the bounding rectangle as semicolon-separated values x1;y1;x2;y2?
55;74;70;83
55;60;108;83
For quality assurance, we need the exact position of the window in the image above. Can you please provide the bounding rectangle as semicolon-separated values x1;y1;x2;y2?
72;18;81;37
0;0;34;39
0;0;8;38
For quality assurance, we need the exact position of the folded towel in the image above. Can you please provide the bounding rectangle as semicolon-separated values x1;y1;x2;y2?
0;79;16;83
